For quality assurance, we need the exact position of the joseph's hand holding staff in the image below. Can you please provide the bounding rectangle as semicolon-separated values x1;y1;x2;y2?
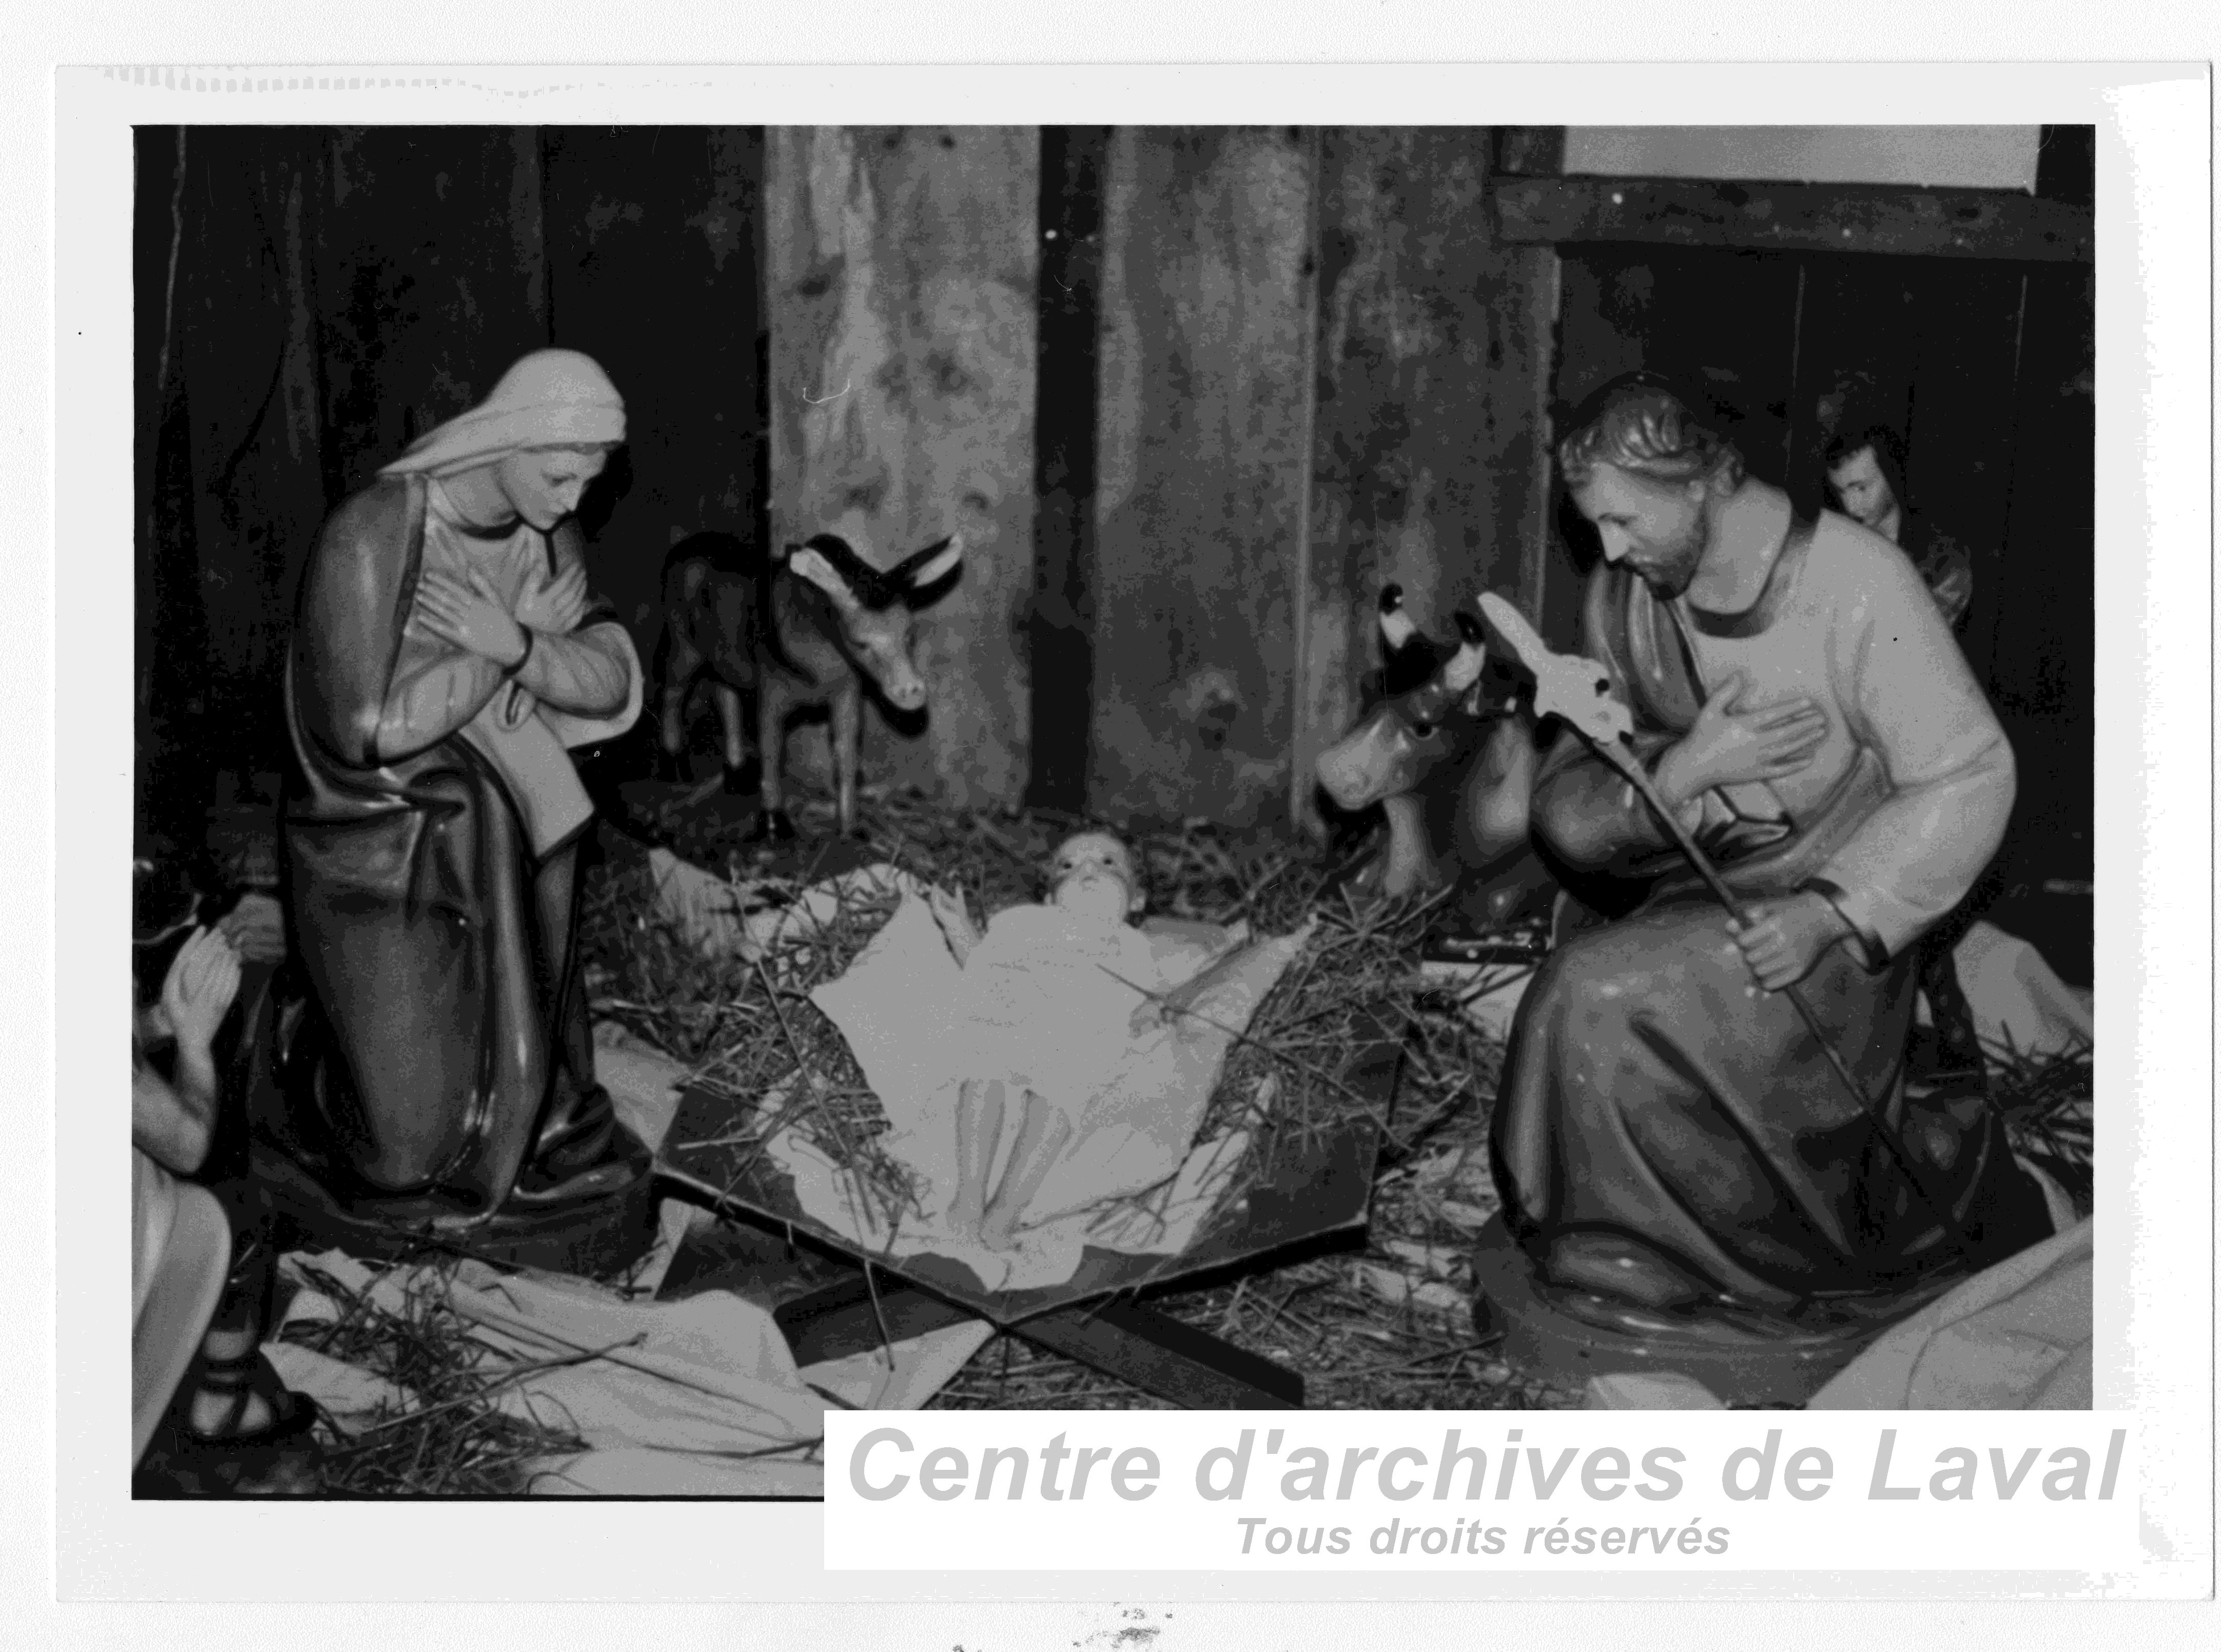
1481;592;1841;988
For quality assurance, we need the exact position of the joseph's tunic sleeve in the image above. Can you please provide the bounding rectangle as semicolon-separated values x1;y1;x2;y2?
1810;537;2015;960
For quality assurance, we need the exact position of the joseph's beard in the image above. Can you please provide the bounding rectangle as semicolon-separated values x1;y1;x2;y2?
1631;548;1702;599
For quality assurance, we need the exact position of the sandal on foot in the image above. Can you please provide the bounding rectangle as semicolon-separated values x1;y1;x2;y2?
145;1354;324;1496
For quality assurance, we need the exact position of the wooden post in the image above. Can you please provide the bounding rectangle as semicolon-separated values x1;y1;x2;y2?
1509;245;1566;638
1286;126;1325;837
1027;126;1112;814
1088;127;1317;827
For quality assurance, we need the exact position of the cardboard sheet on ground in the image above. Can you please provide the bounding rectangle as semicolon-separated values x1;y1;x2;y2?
665;1090;1381;1327
757;885;1314;1292
642;846;1382;1323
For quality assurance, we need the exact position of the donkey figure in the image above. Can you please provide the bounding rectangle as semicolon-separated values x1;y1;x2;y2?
660;525;964;842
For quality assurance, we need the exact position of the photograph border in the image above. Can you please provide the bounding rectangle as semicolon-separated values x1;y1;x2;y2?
20;43;2213;1640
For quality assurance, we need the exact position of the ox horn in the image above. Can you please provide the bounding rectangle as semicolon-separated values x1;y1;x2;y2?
1438;611;1488;692
888;532;965;593
1393;608;1488;727
1377;584;1417;650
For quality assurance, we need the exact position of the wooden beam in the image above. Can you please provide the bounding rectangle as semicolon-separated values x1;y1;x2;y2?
1509;244;1564;636
1494;126;1564;177
769;1270;1307;1409
1491;176;2092;264
1014;1298;1306;1409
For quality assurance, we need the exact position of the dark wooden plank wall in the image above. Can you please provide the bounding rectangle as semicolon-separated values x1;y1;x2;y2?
1549;244;2092;910
134;126;1588;840
761;125;1556;829
145;126;2083;852
540;127;764;647
1083;127;1318;828
1298;128;1537;833
137;125;766;843
140;126;556;835
765;125;1038;805
1070;125;1554;831
761;124;1553;830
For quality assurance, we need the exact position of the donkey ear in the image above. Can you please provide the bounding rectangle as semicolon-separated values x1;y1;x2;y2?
788;545;861;609
1437;611;1489;693
901;533;965;593
1377;585;1422;655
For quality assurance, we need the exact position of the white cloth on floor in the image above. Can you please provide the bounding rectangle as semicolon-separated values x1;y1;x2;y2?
262;1034;995;1494
1951;919;2093;1059
592;1022;694;1158
795;1317;997;1412
277;1247;824;1447
260;1340;415;1427
1807;1217;2094;1410
1582;1219;2096;1413
2013;1153;2081;1234
270;1240;995;1497
774;888;1310;1292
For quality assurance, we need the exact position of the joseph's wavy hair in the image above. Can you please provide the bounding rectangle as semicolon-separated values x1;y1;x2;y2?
1556;372;1745;493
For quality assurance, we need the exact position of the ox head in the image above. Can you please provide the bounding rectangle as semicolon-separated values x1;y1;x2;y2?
781;530;966;711
1314;586;1490;814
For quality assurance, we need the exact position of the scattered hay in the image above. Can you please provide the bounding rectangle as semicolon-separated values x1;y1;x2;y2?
277;1252;589;1496
1992;1039;2094;1169
1992;1037;2095;1215
581;845;924;1233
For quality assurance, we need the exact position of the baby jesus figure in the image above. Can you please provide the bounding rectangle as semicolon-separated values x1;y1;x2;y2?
923;832;1252;1252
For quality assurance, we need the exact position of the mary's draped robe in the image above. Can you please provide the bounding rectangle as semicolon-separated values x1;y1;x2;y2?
278;473;646;1221
1491;511;2051;1332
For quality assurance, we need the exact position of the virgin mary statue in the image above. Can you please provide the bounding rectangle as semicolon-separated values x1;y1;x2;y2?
270;349;654;1267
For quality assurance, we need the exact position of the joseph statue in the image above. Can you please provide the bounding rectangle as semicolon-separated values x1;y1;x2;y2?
1491;375;2054;1337
273;349;652;1250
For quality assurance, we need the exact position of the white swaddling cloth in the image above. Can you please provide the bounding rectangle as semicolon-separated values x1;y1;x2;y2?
946;904;1176;1116
776;885;1311;1292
